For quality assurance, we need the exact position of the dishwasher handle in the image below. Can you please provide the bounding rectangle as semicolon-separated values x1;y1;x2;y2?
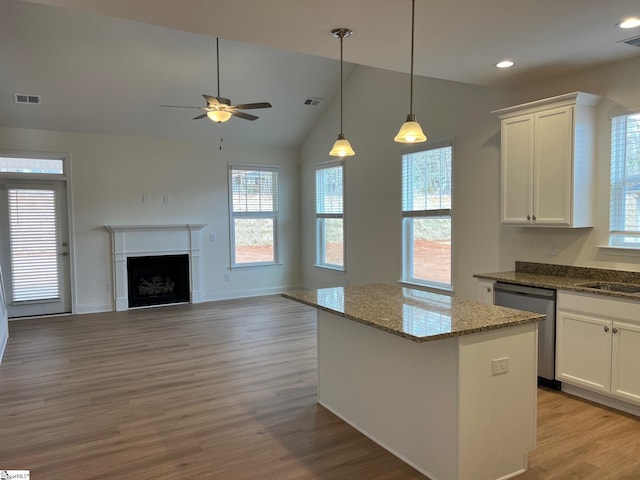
494;282;556;300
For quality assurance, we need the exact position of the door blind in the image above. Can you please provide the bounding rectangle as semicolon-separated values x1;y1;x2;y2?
8;188;60;302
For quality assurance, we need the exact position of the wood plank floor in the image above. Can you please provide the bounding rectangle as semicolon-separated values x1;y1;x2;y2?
0;295;638;479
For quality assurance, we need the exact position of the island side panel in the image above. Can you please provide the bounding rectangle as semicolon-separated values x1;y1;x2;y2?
457;322;538;480
317;310;460;480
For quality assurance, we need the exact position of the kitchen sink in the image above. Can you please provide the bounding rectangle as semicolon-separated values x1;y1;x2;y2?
576;282;640;294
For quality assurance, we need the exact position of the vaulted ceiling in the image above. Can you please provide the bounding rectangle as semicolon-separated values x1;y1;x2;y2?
2;0;639;147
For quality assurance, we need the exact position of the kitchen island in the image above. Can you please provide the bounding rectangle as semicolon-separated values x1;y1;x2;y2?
283;284;545;480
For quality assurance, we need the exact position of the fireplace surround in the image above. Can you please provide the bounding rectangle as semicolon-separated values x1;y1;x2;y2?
106;224;205;311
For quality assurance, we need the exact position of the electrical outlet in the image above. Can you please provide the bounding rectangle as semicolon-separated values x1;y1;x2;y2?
224;273;231;283
491;357;509;376
209;233;217;243
550;242;558;256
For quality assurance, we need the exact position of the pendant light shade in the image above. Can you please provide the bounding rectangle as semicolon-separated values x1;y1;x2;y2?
329;133;356;157
395;0;427;144
329;28;355;157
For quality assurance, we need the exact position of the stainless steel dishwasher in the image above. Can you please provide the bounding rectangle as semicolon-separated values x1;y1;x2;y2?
494;282;560;390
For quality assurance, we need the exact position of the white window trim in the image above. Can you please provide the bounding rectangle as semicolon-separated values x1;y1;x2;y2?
228;164;280;268
315;160;345;271
608;113;640;248
400;140;453;291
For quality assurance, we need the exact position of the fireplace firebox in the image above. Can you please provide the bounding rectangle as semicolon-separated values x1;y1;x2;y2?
127;254;190;308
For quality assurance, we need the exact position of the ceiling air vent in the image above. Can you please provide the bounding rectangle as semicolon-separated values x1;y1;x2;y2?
303;97;322;106
14;93;41;105
621;34;640;47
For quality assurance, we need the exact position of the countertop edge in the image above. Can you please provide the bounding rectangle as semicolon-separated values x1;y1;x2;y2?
475;272;640;301
282;292;544;343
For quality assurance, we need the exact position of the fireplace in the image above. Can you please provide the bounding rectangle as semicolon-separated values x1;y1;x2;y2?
127;254;190;308
106;224;205;311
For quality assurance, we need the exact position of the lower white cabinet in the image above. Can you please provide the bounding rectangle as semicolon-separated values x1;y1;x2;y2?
556;292;640;406
477;280;494;304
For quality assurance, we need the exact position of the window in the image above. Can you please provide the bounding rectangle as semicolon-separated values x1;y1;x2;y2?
610;113;640;247
229;166;279;266
315;162;344;269
401;144;452;289
0;156;64;175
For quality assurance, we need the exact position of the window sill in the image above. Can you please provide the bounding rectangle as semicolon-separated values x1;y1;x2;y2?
231;263;282;270
313;264;345;273
597;245;640;256
397;280;453;296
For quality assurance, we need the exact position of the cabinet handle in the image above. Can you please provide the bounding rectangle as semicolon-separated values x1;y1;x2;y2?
612;327;618;334
486;287;492;292
604;326;610;333
532;215;536;221
527;215;531;221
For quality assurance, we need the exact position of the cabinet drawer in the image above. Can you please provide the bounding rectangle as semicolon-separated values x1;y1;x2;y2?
558;291;640;322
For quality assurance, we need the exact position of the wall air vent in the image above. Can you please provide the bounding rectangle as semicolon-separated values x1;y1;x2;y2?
14;93;41;105
621;34;640;47
303;97;322;106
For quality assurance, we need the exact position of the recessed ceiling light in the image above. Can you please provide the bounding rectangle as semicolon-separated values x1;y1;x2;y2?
618;17;640;29
495;60;514;69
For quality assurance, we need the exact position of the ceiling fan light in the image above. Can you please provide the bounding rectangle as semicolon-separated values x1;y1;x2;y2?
207;110;232;123
329;134;356;157
394;115;427;143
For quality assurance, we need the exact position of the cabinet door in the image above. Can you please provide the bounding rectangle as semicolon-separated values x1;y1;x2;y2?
501;115;533;224
533;107;573;225
556;310;611;393
477;280;494;304
611;321;640;405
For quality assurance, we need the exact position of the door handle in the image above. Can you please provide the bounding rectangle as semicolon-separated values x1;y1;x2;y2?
59;252;69;256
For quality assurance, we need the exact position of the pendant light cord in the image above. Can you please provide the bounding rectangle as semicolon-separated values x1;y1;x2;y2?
409;0;415;116
340;32;344;135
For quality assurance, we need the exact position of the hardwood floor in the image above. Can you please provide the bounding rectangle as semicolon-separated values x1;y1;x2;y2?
0;295;638;479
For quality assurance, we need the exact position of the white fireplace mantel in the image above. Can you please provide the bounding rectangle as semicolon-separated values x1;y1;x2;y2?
105;224;206;311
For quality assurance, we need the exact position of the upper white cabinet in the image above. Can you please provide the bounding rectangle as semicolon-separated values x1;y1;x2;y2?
493;92;601;227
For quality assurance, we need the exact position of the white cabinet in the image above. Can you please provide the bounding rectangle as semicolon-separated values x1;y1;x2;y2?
556;292;640;406
493;92;601;227
477;280;494;304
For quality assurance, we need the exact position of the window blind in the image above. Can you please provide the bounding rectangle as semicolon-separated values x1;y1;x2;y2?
8;188;60;302
231;167;278;214
610;113;640;245
402;146;452;215
316;165;343;216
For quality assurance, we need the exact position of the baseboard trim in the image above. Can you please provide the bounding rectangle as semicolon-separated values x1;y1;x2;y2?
203;285;302;302
561;383;640;417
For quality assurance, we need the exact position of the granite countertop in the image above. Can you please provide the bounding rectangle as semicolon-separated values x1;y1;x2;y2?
475;261;640;301
282;284;544;343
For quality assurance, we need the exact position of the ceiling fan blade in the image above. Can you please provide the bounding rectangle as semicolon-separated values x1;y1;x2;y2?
203;95;220;106
193;113;209;120
161;105;205;109
233;102;272;110
203;95;231;106
231;111;259;121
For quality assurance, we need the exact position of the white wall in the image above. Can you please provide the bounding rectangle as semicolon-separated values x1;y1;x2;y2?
300;55;640;301
0;127;301;313
496;55;640;274
300;65;513;298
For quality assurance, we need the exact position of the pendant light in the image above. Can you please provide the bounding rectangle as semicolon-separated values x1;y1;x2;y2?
329;28;355;157
394;0;427;144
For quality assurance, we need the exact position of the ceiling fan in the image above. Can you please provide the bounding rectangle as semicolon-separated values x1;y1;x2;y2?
161;37;272;122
